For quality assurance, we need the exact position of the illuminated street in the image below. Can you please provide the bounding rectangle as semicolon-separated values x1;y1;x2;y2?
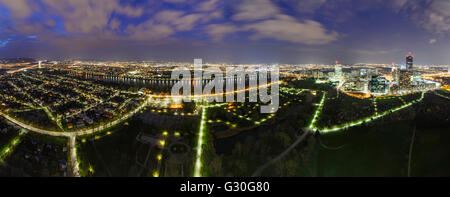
0;0;449;185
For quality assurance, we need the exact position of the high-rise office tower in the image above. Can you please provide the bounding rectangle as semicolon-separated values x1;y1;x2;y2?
398;70;412;89
391;67;399;85
406;52;414;70
333;60;342;82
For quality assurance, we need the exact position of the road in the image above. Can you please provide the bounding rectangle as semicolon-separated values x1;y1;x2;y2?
252;91;427;176
0;95;152;177
69;136;80;177
315;92;425;133
0;95;152;137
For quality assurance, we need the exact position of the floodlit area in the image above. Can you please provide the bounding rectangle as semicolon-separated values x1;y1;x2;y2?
0;65;448;177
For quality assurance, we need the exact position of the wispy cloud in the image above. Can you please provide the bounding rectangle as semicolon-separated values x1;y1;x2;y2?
0;38;12;47
429;38;437;44
243;15;339;44
231;0;279;21
396;0;450;34
206;24;239;42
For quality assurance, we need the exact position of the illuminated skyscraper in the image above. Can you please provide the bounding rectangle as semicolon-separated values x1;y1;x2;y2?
391;67;399;85
333;60;342;82
412;72;422;85
369;75;389;95
398;70;412;89
406;52;414;70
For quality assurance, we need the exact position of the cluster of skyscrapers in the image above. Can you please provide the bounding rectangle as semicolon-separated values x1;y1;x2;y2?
310;53;439;96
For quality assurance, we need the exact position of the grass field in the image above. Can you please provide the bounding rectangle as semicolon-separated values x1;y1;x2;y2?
304;120;450;177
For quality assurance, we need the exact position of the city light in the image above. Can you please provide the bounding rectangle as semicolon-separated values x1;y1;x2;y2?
194;105;207;177
309;91;326;130
0;0;449;183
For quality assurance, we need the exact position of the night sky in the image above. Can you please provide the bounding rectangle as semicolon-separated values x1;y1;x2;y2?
0;0;449;65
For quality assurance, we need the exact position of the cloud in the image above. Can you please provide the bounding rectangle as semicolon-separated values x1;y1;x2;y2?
4;20;51;36
197;0;219;12
231;0;279;21
150;3;222;33
125;20;175;40
0;38;12;48
41;0;144;34
154;11;204;31
391;0;409;8
206;24;238;42
154;10;185;25
0;0;33;18
164;0;186;3
0;0;340;54
420;0;450;34
243;15;339;44
126;2;222;41
429;38;437;44
226;0;339;44
109;18;121;30
282;0;328;14
396;0;450;34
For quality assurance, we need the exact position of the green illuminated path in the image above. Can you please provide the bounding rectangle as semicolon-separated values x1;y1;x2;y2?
0;95;152;176
435;92;450;100
69;136;80;177
308;91;327;130
0;130;27;163
252;90;427;176
193;105;207;177
309;92;426;134
0;81;433;177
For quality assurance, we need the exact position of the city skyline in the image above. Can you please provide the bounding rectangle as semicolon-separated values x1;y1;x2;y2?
0;0;449;64
0;0;450;184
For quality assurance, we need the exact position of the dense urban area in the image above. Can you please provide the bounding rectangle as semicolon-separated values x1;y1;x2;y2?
0;56;449;177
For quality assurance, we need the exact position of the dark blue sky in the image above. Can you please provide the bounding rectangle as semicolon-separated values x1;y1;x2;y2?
0;0;449;64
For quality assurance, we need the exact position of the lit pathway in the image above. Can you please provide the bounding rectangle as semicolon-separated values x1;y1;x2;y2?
0;95;152;176
1;80;280;177
435;92;450;100
312;92;425;133
253;91;427;176
373;97;378;115
69;135;80;177
0;95;152;137
0;129;27;163
308;91;327;130
398;96;406;105
9;80;64;130
193;105;207;177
